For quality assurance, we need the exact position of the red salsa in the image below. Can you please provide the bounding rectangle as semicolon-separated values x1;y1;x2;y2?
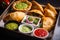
34;28;48;37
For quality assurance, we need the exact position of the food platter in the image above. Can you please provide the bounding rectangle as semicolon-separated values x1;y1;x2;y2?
0;0;60;40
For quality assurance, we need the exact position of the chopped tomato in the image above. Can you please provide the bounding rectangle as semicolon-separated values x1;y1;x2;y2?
34;28;47;37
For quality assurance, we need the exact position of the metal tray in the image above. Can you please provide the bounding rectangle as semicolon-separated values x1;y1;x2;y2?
52;12;60;40
0;0;13;15
0;0;60;40
0;0;15;21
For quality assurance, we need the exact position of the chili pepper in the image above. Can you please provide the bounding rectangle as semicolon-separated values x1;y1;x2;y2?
4;0;10;5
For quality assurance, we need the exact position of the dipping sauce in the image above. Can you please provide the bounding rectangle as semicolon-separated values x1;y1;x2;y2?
28;16;33;21
33;28;49;39
19;24;34;33
5;22;18;30
33;18;39;25
22;15;41;26
20;25;32;33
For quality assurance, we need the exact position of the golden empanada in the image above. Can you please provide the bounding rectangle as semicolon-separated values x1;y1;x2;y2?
28;9;44;17
31;1;44;13
3;11;26;22
46;3;57;15
42;17;54;31
44;8;56;19
13;0;32;12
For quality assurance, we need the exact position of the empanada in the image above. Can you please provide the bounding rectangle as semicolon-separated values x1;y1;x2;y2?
46;3;57;15
42;17;54;31
44;8;56;19
27;9;44;17
13;0;32;12
31;1;44;13
3;11;26;22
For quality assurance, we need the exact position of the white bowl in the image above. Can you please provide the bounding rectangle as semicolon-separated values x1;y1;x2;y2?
18;23;34;34
21;15;41;26
33;28;49;39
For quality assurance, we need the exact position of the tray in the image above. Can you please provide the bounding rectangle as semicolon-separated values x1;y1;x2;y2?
52;11;60;40
0;0;15;21
0;0;60;40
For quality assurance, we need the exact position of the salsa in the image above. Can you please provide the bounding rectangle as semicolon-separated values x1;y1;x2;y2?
15;2;28;10
5;22;18;30
33;28;49;38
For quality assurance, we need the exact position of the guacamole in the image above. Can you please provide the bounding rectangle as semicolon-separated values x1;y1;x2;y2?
33;18;39;25
5;23;18;30
20;25;32;33
15;2;28;10
28;17;33;21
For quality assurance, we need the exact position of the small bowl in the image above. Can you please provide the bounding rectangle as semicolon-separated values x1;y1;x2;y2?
4;20;19;30
21;15;41;26
33;28;49;39
18;23;34;34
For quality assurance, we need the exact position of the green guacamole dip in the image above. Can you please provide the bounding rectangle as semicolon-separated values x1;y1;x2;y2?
15;2;28;10
20;25;32;33
33;18;39;25
28;17;33;21
5;23;18;30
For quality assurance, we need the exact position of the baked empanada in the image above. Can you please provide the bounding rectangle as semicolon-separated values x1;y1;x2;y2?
42;17;54;31
31;1;44;13
44;8;56;19
27;9;44;17
13;0;32;12
3;11;26;22
46;3;57;15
